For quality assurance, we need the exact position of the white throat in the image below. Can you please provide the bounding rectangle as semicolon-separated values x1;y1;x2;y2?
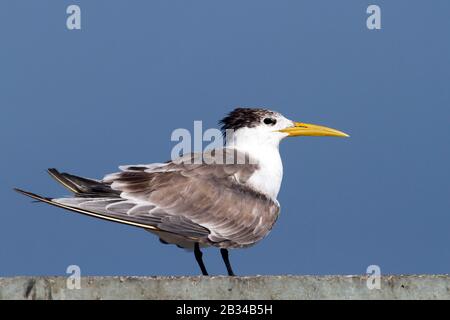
225;127;285;200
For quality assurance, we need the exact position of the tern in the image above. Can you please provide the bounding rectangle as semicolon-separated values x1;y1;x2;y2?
15;108;348;276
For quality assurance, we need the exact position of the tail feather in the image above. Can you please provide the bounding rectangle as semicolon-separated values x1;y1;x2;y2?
47;168;120;197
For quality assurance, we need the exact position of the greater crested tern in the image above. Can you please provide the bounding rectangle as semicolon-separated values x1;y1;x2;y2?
15;108;348;275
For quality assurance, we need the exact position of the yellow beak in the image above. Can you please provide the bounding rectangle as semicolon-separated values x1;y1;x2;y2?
279;122;349;137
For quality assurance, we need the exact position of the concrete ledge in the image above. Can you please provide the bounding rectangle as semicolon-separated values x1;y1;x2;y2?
0;275;449;300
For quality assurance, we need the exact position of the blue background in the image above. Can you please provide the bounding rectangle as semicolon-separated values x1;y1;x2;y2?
1;0;449;276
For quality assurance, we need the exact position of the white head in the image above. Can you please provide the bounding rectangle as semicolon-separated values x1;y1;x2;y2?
218;108;349;199
220;108;348;151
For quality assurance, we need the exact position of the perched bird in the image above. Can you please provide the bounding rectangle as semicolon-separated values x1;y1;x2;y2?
15;108;348;276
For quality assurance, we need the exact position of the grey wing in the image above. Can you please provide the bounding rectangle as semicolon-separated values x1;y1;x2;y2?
53;193;211;240
53;149;280;248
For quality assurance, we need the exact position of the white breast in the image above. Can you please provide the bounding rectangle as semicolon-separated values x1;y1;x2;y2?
225;126;285;200
246;149;283;200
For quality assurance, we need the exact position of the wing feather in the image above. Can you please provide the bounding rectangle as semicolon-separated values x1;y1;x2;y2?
18;148;280;248
102;149;279;248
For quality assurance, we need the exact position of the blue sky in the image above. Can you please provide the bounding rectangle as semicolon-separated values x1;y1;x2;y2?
1;0;449;276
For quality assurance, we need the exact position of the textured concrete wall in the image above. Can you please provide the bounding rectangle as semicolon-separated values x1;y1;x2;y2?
0;275;449;300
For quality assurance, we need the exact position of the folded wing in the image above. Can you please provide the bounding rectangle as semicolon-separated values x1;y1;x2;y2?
21;149;280;248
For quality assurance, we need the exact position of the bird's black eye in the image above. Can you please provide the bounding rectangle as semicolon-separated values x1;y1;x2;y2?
263;118;277;125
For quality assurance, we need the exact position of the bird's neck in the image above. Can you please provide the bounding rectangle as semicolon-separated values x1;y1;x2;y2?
225;129;283;200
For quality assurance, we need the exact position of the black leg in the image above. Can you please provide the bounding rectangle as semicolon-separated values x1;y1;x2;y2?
194;243;208;276
220;248;235;276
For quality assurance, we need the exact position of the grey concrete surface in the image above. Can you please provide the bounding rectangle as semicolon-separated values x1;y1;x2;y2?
0;275;449;300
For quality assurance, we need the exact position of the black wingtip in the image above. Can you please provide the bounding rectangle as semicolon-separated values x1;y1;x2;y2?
14;188;52;201
47;168;61;178
13;187;29;195
46;168;80;194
